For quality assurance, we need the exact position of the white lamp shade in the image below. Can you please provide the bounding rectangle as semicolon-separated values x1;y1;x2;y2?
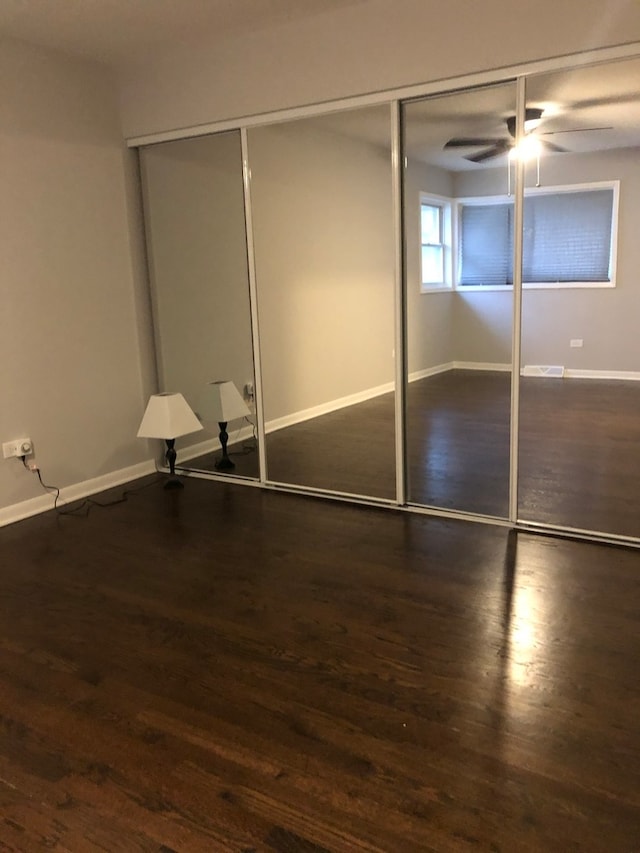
137;392;203;439
199;380;250;424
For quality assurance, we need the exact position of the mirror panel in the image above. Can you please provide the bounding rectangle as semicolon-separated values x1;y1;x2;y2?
518;57;640;537
402;83;516;517
140;131;259;478
247;105;396;498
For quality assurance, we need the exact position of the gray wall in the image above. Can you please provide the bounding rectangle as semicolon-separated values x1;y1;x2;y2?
0;39;152;514
248;114;395;422
453;147;640;371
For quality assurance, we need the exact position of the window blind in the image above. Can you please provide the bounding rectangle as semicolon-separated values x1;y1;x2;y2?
459;203;513;286
522;190;613;282
459;188;614;286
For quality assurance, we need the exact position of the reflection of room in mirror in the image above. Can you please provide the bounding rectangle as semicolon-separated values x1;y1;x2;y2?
139;130;259;480
400;56;640;537
248;104;397;499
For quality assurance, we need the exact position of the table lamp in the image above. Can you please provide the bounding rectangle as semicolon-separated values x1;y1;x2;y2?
198;380;250;470
137;392;203;488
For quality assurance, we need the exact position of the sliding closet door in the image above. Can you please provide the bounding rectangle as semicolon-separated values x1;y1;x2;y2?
518;58;640;538
402;83;516;517
247;105;396;499
140;131;259;478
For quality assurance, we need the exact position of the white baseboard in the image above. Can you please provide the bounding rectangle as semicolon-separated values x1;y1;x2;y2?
265;381;394;434
408;362;454;382
410;361;511;377
0;459;157;529
563;368;640;381
453;361;511;372
521;367;640;381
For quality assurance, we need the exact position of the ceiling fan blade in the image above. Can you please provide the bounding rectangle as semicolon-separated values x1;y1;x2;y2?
541;140;569;154
465;140;512;162
506;108;544;138
540;126;613;135
444;137;504;148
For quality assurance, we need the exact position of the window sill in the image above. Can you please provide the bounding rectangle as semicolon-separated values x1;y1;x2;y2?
455;281;615;292
420;285;453;294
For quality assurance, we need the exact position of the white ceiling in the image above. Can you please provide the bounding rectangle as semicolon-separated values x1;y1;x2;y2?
0;0;360;68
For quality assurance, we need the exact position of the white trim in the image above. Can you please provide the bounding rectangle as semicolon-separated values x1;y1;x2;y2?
391;100;405;505
262;479;397;507
522;367;640;381
408;362;455;381
412;362;639;380
419;192;454;291
241;128;268;485
515;518;640;548
456;281;616;292
126;43;640;147
453;361;511;372
0;460;157;528
264;381;395;433
509;78;526;524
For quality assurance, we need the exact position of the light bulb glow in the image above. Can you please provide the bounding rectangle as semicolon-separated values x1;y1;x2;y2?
509;135;542;162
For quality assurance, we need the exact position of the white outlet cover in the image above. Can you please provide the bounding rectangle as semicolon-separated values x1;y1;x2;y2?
2;438;33;459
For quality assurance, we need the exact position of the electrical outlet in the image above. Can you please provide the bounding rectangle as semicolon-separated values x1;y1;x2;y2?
244;381;254;400
3;438;33;459
570;339;584;348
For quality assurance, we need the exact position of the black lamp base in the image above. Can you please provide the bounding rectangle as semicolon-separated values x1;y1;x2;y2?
164;476;184;490
215;421;235;471
164;438;185;488
215;456;235;471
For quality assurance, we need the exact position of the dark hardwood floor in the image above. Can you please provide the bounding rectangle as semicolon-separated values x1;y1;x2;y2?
1;478;640;850
405;372;510;517
518;376;640;536
189;371;640;538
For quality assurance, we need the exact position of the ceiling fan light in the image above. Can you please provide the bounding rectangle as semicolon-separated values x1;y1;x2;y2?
510;134;542;162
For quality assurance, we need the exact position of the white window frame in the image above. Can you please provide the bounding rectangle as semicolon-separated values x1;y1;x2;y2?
454;180;620;292
420;193;453;293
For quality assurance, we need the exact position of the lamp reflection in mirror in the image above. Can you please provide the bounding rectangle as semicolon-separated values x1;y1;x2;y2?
137;392;203;488
199;380;250;471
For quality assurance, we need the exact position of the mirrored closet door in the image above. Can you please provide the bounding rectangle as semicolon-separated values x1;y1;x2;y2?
135;52;640;545
401;83;516;518
517;57;640;538
140;131;259;479
247;105;397;499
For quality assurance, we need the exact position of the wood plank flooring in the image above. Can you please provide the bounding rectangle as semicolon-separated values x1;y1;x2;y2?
187;371;640;539
1;479;640;850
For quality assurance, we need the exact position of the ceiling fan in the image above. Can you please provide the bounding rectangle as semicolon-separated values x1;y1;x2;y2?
443;108;612;162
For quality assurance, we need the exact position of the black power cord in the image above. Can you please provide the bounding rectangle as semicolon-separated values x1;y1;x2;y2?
21;456;162;518
231;415;258;457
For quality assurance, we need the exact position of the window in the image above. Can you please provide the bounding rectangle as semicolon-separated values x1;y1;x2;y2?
420;195;452;290
457;183;618;289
